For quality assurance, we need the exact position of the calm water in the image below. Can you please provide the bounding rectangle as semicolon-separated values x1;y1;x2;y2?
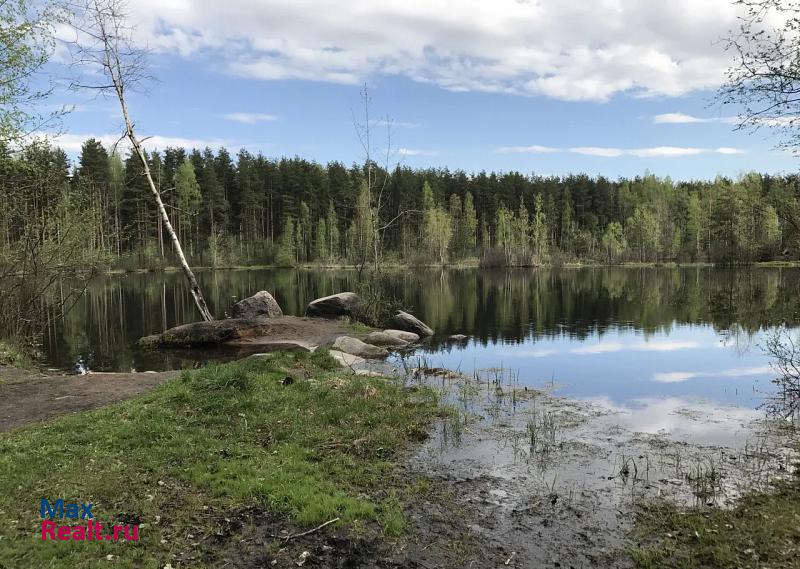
41;266;800;408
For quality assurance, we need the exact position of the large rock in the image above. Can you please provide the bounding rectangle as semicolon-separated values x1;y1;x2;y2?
137;318;277;347
305;292;360;318
231;291;283;319
331;336;389;359
383;329;420;343
363;331;411;348
385;311;434;337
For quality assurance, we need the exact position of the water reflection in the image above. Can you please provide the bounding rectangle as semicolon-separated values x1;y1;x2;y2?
38;266;800;407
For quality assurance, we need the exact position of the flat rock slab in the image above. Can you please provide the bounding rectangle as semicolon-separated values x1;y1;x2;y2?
229;339;315;352
332;336;389;359
140;316;360;350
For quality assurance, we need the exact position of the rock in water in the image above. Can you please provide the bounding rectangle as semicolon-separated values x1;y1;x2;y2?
331;336;389;359
385;311;434;337
305;292;360;318
448;334;469;342
232;291;283;319
383;329;420;343
363;331;410;348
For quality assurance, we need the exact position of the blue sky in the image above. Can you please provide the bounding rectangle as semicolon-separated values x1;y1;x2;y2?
47;0;800;180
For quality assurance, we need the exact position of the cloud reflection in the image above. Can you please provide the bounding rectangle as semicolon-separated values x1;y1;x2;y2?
653;365;773;383
571;340;701;355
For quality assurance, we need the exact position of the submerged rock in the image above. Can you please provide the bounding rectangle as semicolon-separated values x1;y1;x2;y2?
363;331;411;348
331;336;389;359
448;334;469;342
385;311;434;337
231;291;283;319
305;292;360;318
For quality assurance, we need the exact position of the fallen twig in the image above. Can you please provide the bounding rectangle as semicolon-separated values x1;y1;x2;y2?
283;517;340;543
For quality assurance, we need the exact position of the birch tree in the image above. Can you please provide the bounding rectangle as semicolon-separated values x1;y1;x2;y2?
68;0;214;321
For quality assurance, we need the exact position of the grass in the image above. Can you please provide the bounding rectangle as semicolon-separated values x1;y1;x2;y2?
0;351;440;568
628;476;800;568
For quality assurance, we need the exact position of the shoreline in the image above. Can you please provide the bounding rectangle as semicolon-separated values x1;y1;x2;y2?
0;352;796;567
96;259;796;276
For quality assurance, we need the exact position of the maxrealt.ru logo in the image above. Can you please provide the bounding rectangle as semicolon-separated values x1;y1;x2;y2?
40;499;139;542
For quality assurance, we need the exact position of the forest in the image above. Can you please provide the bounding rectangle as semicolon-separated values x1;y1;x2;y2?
1;137;793;273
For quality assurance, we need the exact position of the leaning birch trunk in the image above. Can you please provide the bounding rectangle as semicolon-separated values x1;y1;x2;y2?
115;87;214;321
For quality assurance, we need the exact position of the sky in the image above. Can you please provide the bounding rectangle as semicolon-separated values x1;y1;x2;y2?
43;0;800;180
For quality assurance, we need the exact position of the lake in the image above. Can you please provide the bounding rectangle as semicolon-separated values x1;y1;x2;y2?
42;266;800;410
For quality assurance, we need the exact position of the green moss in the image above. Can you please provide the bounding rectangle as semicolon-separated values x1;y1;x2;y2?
0;350;439;568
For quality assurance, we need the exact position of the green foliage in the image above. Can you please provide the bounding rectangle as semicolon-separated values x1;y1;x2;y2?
601;222;626;263
351;272;405;327
4;136;800;270
627;206;660;262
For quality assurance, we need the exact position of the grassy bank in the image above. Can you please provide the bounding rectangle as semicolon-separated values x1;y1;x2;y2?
0;351;441;568
629;473;800;568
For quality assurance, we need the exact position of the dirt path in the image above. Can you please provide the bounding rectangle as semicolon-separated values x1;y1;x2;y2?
0;367;179;432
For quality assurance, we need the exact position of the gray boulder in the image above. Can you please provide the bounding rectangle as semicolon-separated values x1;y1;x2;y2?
383;329;420;343
385;311;434;337
306;292;360;318
331;336;389;359
232;291;283;319
363;331;410;348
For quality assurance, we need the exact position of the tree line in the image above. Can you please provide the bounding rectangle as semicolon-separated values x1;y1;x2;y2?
1;138;796;271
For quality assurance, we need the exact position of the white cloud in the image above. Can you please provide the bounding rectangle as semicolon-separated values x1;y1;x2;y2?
496;145;744;158
496;145;560;154
715;147;745;155
653;112;739;124
653;113;800;130
222;112;278;124
398;147;439;157
571;147;626;158
118;0;744;102
43;132;234;153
